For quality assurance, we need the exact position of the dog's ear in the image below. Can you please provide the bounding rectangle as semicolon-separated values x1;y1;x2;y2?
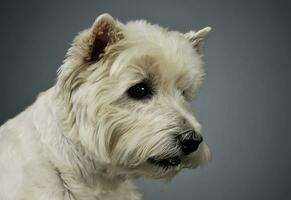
57;14;123;101
184;27;211;54
86;13;122;62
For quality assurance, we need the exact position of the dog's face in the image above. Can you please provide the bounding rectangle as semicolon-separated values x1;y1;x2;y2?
57;14;211;179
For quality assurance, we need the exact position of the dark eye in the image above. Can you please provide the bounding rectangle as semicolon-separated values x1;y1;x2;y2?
127;82;152;100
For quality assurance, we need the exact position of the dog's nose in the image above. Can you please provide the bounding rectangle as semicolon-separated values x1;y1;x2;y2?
179;130;203;155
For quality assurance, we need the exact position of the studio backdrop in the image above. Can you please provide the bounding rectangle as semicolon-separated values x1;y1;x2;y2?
0;0;290;200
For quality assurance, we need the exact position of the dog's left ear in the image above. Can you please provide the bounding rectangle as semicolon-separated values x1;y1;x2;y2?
87;13;122;62
184;27;211;54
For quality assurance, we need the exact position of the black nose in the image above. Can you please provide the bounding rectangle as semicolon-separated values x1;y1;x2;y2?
179;130;203;155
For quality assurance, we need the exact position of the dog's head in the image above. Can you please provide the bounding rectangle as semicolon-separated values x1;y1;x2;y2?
57;14;211;179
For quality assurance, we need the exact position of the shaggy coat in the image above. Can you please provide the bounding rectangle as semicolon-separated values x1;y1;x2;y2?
0;14;211;200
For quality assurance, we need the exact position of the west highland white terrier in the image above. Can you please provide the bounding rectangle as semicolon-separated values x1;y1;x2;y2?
0;13;211;200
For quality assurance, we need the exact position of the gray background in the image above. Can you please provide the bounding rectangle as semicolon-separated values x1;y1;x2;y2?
0;0;290;199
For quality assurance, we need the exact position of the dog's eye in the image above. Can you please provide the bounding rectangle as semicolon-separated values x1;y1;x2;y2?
127;82;152;100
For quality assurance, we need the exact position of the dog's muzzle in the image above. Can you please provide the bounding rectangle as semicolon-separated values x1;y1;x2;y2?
148;129;203;168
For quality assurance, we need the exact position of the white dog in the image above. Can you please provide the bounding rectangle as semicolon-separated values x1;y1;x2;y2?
0;14;211;200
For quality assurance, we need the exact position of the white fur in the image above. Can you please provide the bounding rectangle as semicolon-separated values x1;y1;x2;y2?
0;14;211;200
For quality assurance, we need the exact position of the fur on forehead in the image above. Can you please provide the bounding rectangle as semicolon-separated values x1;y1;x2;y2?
109;21;205;90
57;15;207;101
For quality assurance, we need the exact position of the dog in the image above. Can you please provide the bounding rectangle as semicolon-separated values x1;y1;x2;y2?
0;13;211;200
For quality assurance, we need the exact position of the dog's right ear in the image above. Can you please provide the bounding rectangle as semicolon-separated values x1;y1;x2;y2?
57;14;123;100
86;13;122;62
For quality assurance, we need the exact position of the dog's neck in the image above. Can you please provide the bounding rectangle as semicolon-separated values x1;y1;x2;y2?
32;87;127;199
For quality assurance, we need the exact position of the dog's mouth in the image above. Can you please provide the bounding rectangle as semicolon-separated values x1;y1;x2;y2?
148;156;181;168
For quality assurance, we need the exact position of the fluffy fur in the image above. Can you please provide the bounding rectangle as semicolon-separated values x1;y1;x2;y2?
0;14;211;200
